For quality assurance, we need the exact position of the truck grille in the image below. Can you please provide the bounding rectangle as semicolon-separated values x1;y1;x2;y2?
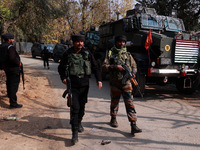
174;39;199;63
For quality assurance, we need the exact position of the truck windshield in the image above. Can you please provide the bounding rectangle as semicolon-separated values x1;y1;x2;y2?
140;13;185;32
164;17;185;32
141;13;163;30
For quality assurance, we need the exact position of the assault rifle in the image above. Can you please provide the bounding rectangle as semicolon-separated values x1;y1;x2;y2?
121;62;143;98
62;67;72;107
20;63;25;90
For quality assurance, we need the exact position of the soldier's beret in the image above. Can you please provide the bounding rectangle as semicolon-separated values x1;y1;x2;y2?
115;35;127;42
2;33;14;40
71;34;85;43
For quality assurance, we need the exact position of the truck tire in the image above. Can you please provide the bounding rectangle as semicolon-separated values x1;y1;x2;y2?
32;52;36;58
176;76;200;94
54;56;59;63
133;70;146;97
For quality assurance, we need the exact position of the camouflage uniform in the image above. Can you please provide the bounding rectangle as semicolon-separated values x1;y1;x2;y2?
102;46;138;122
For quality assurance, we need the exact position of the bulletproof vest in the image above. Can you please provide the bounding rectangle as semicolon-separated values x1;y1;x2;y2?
109;49;132;80
67;50;91;78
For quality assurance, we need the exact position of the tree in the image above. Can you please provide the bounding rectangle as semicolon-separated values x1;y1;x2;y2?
59;0;136;40
1;0;137;43
0;1;14;35
112;0;136;19
1;0;63;42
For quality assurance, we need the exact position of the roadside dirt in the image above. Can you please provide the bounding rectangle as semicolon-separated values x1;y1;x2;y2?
0;68;65;150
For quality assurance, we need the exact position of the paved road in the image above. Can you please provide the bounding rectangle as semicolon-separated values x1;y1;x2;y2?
21;55;200;150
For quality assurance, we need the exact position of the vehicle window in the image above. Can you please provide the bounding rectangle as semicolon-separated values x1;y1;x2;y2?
88;32;100;40
57;45;64;50
56;44;68;50
141;13;163;29
164;17;185;32
87;32;100;45
41;45;45;50
46;46;53;51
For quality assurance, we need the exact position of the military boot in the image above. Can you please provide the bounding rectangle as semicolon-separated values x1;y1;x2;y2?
131;122;142;135
78;122;84;133
71;127;79;145
110;117;118;128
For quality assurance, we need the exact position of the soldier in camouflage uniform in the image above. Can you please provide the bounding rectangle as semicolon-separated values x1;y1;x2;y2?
102;35;142;135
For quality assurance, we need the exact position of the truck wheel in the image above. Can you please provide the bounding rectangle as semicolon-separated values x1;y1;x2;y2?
176;77;200;94
32;52;36;58
133;70;146;97
54;57;59;63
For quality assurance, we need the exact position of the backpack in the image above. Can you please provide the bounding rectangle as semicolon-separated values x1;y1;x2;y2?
0;43;10;70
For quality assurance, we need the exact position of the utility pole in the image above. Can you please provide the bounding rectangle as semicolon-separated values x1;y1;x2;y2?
116;11;120;20
109;0;113;21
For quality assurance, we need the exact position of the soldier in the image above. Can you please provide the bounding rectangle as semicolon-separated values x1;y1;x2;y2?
1;33;23;108
102;35;142;135
58;34;102;145
41;46;50;69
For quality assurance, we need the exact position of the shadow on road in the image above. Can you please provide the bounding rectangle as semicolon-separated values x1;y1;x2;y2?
1;103;200;148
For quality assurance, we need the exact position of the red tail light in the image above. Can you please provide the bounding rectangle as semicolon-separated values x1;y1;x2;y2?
181;71;186;76
148;68;152;76
198;71;200;76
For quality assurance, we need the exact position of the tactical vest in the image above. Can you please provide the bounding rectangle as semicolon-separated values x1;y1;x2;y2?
108;49;132;80
67;51;91;78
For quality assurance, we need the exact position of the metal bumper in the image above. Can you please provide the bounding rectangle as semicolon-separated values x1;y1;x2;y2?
149;68;199;77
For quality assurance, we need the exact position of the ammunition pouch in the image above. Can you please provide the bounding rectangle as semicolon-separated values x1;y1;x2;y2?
67;51;91;77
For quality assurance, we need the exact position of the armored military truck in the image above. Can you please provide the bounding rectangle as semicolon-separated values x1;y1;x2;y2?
96;5;200;95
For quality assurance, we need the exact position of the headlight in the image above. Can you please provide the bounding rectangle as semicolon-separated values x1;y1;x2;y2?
151;61;156;67
160;58;172;65
126;41;133;47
